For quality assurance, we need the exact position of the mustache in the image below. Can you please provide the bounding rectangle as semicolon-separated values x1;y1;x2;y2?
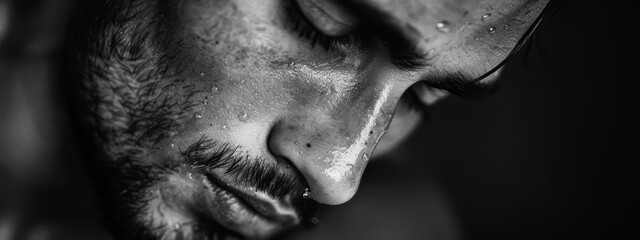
179;135;304;199
179;135;319;229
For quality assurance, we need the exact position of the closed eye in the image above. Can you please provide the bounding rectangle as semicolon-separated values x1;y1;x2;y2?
286;0;365;51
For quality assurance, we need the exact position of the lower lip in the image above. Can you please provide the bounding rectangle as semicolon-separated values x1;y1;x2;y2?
201;176;284;238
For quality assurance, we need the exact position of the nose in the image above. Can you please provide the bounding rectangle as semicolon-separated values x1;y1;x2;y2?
268;83;398;205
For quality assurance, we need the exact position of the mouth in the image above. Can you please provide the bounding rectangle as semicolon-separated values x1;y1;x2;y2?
196;171;302;239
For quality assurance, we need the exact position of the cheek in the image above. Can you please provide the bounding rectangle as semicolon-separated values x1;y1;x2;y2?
155;0;379;161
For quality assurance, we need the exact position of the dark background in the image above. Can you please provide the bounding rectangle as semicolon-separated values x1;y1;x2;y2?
288;1;634;239
1;0;633;239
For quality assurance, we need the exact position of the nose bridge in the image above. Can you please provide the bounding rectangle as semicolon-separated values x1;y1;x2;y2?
268;77;398;205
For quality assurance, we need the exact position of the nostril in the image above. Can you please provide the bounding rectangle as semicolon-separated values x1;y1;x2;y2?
267;123;310;192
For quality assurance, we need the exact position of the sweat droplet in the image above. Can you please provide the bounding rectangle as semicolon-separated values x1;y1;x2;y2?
302;188;311;199
200;72;205;77
238;110;249;122
488;26;496;34
435;20;451;33
194;112;202;119
222;125;228;130
211;86;220;94
481;13;491;21
362;153;370;162
503;24;510;30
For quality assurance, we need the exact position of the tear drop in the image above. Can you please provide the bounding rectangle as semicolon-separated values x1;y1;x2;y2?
435;20;451;33
481;13;492;21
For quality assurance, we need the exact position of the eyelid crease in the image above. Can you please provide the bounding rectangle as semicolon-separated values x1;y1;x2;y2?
287;0;364;51
296;0;361;37
425;74;499;98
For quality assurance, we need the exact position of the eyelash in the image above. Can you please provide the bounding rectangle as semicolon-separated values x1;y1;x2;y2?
286;0;364;51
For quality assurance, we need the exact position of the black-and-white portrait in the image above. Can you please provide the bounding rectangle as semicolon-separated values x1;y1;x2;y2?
0;0;631;239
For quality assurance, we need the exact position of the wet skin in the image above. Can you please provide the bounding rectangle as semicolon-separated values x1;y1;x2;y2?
72;0;550;239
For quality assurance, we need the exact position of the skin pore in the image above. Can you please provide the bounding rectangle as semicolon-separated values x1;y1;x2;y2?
69;0;551;239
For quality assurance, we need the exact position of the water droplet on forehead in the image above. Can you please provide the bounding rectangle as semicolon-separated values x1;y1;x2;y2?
435;20;451;33
238;110;249;122
488;26;496;34
481;13;492;21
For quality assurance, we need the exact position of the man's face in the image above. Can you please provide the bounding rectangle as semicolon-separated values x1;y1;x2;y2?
72;0;549;239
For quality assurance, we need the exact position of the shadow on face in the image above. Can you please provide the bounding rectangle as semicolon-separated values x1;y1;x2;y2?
66;0;551;239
